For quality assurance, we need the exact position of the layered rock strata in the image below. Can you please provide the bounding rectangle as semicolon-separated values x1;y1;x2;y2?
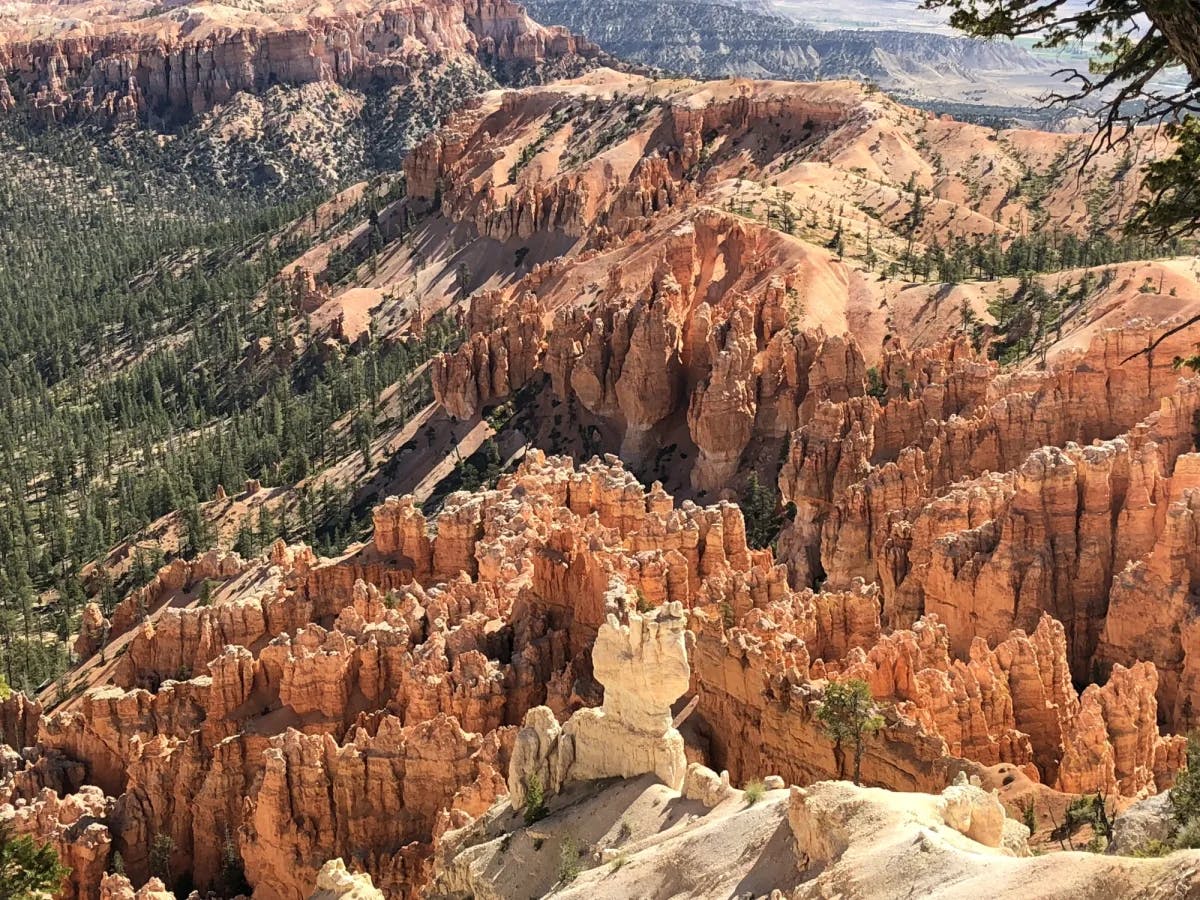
3;448;1189;898
0;0;598;124
777;320;1200;721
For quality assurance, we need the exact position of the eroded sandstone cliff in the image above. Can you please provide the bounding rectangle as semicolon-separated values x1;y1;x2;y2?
3;56;1200;900
0;0;599;124
2;444;1193;897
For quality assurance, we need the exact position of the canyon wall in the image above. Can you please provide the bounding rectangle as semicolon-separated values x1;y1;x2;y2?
0;0;598;123
776;317;1200;729
4;445;1189;896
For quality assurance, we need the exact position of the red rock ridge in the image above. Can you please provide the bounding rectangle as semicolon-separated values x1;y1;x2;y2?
0;447;1188;897
0;0;599;123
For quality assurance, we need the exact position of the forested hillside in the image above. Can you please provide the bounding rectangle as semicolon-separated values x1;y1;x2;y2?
0;0;585;694
0;102;471;693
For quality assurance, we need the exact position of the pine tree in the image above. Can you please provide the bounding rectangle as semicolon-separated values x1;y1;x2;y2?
740;473;783;551
181;502;212;560
1171;732;1200;828
0;821;69;897
816;678;885;784
455;262;471;299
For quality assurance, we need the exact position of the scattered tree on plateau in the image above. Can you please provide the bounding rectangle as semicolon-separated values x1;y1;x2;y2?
923;0;1200;237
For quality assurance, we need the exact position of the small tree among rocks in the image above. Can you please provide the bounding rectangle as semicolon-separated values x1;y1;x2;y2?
0;822;68;897
523;772;548;826
1171;732;1200;848
816;678;884;785
149;832;174;884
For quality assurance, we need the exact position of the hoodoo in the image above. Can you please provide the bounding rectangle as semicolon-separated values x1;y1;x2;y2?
2;0;1200;895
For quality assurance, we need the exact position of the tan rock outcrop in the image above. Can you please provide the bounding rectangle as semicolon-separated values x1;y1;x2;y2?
681;762;735;807
74;603;111;661
936;771;1008;847
564;601;691;789
310;859;385;900
99;873;175;900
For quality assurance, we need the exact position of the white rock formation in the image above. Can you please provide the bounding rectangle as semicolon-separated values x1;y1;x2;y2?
790;773;1025;873
508;601;691;807
682;762;736;808
507;706;564;808
936;771;1008;847
309;859;386;900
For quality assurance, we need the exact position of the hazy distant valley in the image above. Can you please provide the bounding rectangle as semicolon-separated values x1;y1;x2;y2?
524;0;1086;124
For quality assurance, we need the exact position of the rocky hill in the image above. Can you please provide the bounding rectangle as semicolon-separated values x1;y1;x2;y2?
0;0;615;194
0;23;1199;900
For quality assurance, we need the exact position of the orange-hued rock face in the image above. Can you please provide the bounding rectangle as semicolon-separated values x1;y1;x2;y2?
73;604;110;662
416;73;1193;506
3;441;1194;897
0;0;599;124
1;786;112;900
11;450;837;897
241;715;503;900
774;316;1200;732
416;78;886;490
6;49;1200;898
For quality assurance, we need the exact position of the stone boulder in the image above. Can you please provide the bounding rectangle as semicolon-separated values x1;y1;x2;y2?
936;771;1007;847
1108;790;1177;855
681;763;735;808
309;858;385;900
508;601;692;810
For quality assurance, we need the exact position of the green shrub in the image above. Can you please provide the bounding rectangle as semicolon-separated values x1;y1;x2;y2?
743;779;766;805
635;590;652;614
1131;839;1173;858
219;828;250;895
523;772;548;826
1016;797;1037;833
1065;793;1109;836
1175;817;1200;850
149;832;174;882
558;835;582;884
865;366;887;401
0;823;69;896
1171;733;1200;827
740;473;783;551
